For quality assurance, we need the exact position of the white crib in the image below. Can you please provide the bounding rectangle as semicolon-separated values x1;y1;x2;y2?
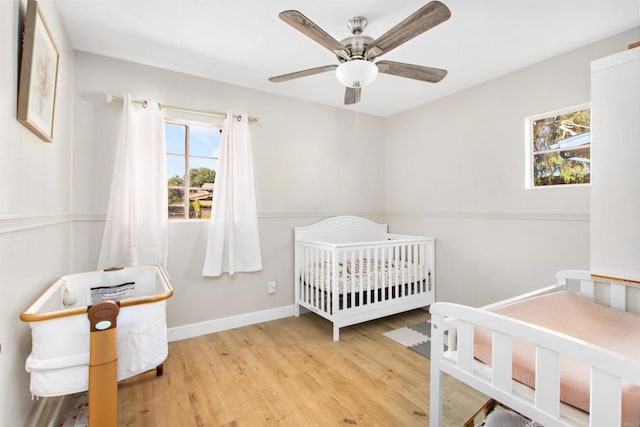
294;216;435;341
429;270;640;427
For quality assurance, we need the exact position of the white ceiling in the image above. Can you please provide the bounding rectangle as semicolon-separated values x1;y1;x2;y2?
55;0;640;117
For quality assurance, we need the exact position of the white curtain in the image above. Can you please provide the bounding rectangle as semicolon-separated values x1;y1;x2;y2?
97;94;168;269
202;111;262;277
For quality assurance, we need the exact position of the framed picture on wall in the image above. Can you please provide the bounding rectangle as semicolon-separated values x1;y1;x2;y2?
17;0;59;142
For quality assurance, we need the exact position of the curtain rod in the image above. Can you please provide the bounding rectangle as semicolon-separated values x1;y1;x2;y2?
105;94;258;123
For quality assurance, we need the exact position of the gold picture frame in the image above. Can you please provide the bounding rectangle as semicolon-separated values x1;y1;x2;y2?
17;0;59;142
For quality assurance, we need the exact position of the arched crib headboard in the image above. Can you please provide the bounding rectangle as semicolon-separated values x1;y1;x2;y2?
294;216;388;244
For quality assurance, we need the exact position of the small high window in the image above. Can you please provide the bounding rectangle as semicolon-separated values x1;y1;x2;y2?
165;120;221;219
526;104;591;188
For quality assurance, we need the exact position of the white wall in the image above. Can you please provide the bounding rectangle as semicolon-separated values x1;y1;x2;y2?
385;28;640;306
71;52;386;329
0;0;74;425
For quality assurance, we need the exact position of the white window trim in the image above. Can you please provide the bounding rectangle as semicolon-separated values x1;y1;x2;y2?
524;102;591;189
165;117;221;219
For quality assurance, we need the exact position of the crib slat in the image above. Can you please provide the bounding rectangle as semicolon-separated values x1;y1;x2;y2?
303;246;309;304
387;247;392;299
404;244;409;296
491;331;512;393
610;283;626;311
331;251;338;315
350;251;356;309
385;246;395;300
417;243;423;293
534;346;560;417
303;246;307;304
400;245;406;298
308;246;313;305
422;243;427;293
316;248;321;310
373;247;379;304
589;367;622;427
412;244;417;293
366;248;372;304
320;249;325;312
580;279;595;301
410;244;416;295
418;244;424;293
342;251;348;308
307;246;313;306
304;246;313;304
394;245;400;299
419;244;423;293
381;247;387;302
358;249;364;306
457;320;473;373
388;246;393;301
399;245;403;298
427;242;431;292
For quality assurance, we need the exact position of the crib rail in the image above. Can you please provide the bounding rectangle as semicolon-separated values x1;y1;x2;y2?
295;236;433;317
429;270;640;427
430;302;640;427
556;270;640;314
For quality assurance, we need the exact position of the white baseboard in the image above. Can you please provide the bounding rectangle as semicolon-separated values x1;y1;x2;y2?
167;304;295;342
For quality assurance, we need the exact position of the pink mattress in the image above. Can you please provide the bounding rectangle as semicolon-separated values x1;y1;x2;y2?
474;291;640;425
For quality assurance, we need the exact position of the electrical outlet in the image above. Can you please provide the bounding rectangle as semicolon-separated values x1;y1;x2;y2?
267;280;277;294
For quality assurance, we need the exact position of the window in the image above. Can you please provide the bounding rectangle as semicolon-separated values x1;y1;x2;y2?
526;104;591;188
165;120;221;219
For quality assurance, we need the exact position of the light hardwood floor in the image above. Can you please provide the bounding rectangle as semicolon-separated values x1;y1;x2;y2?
118;309;486;426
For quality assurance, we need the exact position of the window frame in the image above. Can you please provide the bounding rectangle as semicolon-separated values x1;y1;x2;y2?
524;102;591;189
165;118;221;220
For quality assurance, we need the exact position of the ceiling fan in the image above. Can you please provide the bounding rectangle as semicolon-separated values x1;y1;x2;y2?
268;1;451;105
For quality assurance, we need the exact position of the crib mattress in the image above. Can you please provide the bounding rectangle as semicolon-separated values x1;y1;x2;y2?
304;259;426;293
473;291;640;425
21;265;173;397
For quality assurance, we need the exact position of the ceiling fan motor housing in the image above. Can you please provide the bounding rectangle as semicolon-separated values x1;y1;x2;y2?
339;16;374;61
338;35;374;61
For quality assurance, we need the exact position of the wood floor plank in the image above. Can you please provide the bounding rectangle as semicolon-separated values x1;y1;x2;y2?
118;309;486;426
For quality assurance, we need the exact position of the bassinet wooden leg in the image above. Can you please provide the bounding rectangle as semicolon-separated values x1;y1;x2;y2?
156;364;164;376
88;300;120;427
294;304;300;317
333;325;340;341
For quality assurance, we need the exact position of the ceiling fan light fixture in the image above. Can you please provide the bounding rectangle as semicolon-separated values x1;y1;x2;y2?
335;60;378;88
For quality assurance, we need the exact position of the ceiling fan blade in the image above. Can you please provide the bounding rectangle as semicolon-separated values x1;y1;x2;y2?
269;65;338;83
365;1;451;60
344;87;362;105
279;10;350;60
376;60;447;83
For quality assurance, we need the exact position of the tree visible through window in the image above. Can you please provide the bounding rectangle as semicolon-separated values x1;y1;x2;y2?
527;105;591;187
165;120;220;219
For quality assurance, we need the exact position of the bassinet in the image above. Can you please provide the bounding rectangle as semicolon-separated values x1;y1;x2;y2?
20;265;173;397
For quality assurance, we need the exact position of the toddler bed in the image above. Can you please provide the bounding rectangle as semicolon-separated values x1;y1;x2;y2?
429;270;640;427
294;216;435;341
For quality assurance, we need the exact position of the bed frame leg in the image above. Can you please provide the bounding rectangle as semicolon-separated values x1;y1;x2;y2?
333;325;340;341
429;314;444;427
294;304;300;318
156;363;164;376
